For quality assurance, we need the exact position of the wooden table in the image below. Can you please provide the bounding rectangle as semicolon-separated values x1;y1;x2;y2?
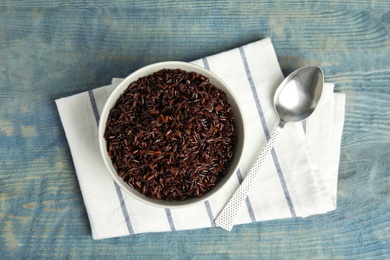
1;1;389;258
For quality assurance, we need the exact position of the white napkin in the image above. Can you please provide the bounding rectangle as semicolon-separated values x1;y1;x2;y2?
56;38;345;239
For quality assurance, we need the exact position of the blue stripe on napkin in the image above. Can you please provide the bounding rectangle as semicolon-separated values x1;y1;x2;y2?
204;200;216;227
88;90;135;235
239;47;297;217
165;209;176;231
202;57;257;223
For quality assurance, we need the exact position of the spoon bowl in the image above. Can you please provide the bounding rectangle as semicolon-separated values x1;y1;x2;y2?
215;66;324;231
275;66;324;125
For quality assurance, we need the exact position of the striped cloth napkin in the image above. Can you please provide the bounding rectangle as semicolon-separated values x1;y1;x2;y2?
56;38;345;239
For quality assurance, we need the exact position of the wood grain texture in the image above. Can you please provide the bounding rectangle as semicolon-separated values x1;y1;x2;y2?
1;0;389;258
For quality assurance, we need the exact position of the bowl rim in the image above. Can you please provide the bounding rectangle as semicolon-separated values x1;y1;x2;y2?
98;61;245;208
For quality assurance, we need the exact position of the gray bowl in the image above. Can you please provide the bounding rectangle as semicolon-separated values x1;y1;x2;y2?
99;61;245;208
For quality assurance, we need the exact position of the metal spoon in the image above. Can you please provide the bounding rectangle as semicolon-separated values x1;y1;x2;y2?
215;66;324;231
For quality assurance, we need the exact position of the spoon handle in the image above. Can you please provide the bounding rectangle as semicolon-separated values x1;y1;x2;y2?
215;124;283;231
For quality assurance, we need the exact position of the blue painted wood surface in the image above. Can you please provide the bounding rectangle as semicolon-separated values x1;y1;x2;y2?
1;1;389;258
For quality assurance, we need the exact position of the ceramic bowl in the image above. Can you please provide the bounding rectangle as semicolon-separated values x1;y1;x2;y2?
99;61;245;208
